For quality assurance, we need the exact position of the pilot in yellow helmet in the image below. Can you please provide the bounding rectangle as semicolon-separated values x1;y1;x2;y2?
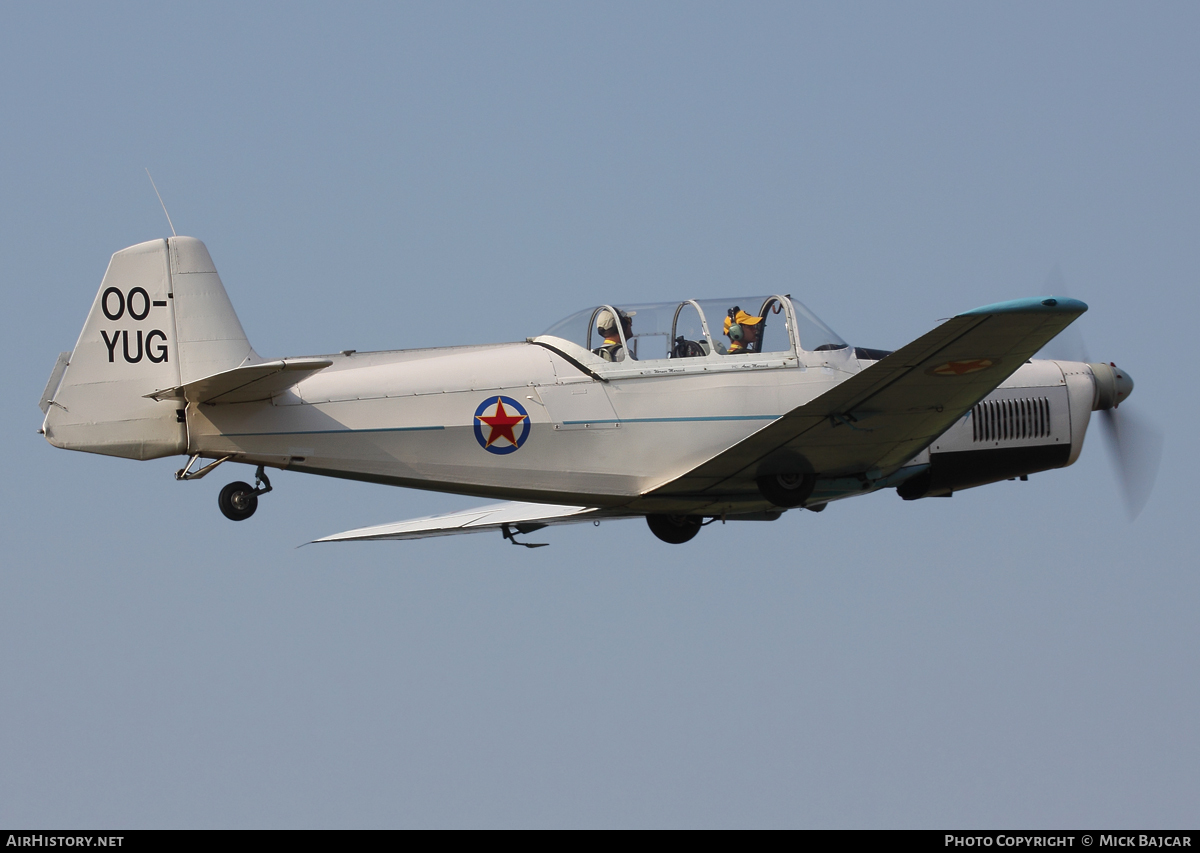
723;307;764;354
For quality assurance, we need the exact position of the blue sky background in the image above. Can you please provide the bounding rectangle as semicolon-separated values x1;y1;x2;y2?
2;1;1197;828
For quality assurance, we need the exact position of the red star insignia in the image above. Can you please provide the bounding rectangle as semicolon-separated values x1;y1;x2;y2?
932;359;994;376
476;398;527;448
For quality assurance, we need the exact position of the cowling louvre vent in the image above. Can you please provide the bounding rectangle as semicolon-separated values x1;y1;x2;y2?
972;397;1051;443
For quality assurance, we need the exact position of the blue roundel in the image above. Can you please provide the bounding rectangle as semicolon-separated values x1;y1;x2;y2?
473;396;531;455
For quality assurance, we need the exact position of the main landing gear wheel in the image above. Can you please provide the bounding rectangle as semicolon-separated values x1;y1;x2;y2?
757;472;816;508
218;481;258;521
646;514;703;544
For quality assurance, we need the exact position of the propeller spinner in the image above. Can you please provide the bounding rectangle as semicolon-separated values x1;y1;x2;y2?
1088;361;1162;520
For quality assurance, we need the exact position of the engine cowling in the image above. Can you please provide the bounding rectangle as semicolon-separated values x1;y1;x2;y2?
898;359;1128;499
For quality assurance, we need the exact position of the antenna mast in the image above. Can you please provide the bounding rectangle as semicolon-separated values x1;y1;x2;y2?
144;168;177;237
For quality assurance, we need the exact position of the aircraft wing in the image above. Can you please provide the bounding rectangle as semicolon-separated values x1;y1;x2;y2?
312;501;616;543
146;358;333;405
649;296;1088;498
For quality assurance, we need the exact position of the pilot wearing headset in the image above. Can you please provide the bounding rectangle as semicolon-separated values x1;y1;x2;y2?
594;308;634;362
723;307;764;354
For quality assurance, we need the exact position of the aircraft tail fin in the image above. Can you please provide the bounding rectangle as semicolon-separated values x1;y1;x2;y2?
41;236;259;460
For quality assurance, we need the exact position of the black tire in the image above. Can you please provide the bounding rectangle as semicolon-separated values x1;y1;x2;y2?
218;481;258;521
646;514;702;544
757;472;816;508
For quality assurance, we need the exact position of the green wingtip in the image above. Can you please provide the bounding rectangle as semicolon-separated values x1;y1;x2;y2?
958;296;1089;317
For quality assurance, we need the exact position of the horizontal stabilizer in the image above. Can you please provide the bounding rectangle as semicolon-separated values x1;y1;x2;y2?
312;501;608;543
146;358;332;405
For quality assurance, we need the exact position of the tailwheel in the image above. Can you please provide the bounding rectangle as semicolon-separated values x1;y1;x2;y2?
646;514;703;544
217;466;273;521
219;481;258;521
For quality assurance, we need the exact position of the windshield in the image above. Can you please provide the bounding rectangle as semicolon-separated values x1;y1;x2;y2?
787;297;848;351
540;295;846;359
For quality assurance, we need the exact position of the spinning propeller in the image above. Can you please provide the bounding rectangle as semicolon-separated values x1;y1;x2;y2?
1091;364;1162;520
1038;268;1162;519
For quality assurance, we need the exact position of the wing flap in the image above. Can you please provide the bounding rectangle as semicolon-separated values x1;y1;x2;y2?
650;296;1086;497
146;358;333;405
312;501;609;543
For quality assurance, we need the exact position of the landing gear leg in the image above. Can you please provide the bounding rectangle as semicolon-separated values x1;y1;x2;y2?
253;465;273;498
218;466;273;522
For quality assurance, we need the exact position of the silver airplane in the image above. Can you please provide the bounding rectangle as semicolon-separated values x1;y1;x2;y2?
40;237;1146;546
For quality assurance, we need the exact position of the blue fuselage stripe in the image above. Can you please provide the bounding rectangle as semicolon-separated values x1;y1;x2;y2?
223;425;446;437
562;415;776;424
224;415;778;437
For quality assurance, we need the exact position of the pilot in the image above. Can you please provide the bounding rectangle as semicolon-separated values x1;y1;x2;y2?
724;307;763;354
594;308;633;362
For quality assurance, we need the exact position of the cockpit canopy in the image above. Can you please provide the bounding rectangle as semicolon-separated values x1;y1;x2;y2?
541;295;846;361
